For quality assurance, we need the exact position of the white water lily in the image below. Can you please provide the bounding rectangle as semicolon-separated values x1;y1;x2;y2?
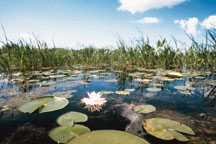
81;91;107;112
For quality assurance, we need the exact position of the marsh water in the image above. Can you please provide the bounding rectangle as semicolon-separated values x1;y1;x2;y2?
0;69;216;144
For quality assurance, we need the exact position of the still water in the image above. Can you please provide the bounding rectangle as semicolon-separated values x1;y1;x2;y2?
0;70;216;144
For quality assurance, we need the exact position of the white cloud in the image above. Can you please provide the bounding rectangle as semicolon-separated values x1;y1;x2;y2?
201;15;216;29
136;17;160;24
118;0;187;14
174;17;199;36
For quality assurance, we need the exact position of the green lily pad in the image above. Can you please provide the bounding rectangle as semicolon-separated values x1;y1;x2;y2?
18;96;69;114
115;90;130;95
53;91;73;99
143;118;195;142
57;112;88;126
166;71;183;78
49;126;77;143
133;105;156;114
49;125;90;144
67;130;150;144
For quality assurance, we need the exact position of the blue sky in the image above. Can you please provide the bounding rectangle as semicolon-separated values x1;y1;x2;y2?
0;0;216;48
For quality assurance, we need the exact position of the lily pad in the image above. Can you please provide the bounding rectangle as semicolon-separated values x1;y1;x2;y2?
146;87;161;93
115;90;130;95
67;130;150;144
100;91;114;95
143;118;195;142
134;78;151;84
18;96;69;114
125;88;135;92
166;71;183;78
133;105;156;114
49;125;90;144
53;91;73;99
57;112;88;126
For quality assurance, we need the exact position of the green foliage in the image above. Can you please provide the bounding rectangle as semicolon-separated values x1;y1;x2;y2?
18;96;69;114
49;125;91;143
67;130;150;144
57;112;88;126
143;118;195;142
0;30;216;74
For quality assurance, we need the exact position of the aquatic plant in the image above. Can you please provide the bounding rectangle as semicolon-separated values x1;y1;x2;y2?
81;92;107;112
67;130;150;144
166;71;183;78
0;30;216;74
146;87;162;93
99;90;114;95
143;118;195;142
18;96;69;113
115;90;130;95
133;104;156;114
49;125;91;143
57;112;88;126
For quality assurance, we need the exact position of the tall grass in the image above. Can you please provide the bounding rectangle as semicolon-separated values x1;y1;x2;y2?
0;30;216;74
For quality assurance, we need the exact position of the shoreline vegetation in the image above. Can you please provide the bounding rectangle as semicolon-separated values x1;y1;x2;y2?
0;30;216;76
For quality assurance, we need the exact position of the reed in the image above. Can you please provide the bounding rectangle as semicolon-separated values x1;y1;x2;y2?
0;30;216;74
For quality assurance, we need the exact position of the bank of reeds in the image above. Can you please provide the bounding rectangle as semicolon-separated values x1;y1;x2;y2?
0;30;216;74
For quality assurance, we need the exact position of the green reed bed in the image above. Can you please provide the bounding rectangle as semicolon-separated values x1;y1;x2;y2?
0;30;216;74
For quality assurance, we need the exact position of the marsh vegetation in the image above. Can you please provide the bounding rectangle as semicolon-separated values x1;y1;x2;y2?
0;30;216;144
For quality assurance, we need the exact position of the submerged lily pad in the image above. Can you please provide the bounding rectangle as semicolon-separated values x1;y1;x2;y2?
143;118;195;142
67;130;150;144
49;125;90;143
18;96;69;114
133;104;156;114
57;112;88;126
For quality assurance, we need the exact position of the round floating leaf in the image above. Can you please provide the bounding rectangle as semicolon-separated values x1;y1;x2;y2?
115;90;130;95
18;96;53;113
99;91;114;95
53;91;73;99
67;130;150;144
68;124;91;135
125;88;135;92
166;71;183;78
57;112;88;126
146;87;161;93
133;105;156;114
18;96;69;114
143;118;195;142
49;126;77;143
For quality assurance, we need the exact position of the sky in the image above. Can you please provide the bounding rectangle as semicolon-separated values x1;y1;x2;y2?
0;0;216;48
